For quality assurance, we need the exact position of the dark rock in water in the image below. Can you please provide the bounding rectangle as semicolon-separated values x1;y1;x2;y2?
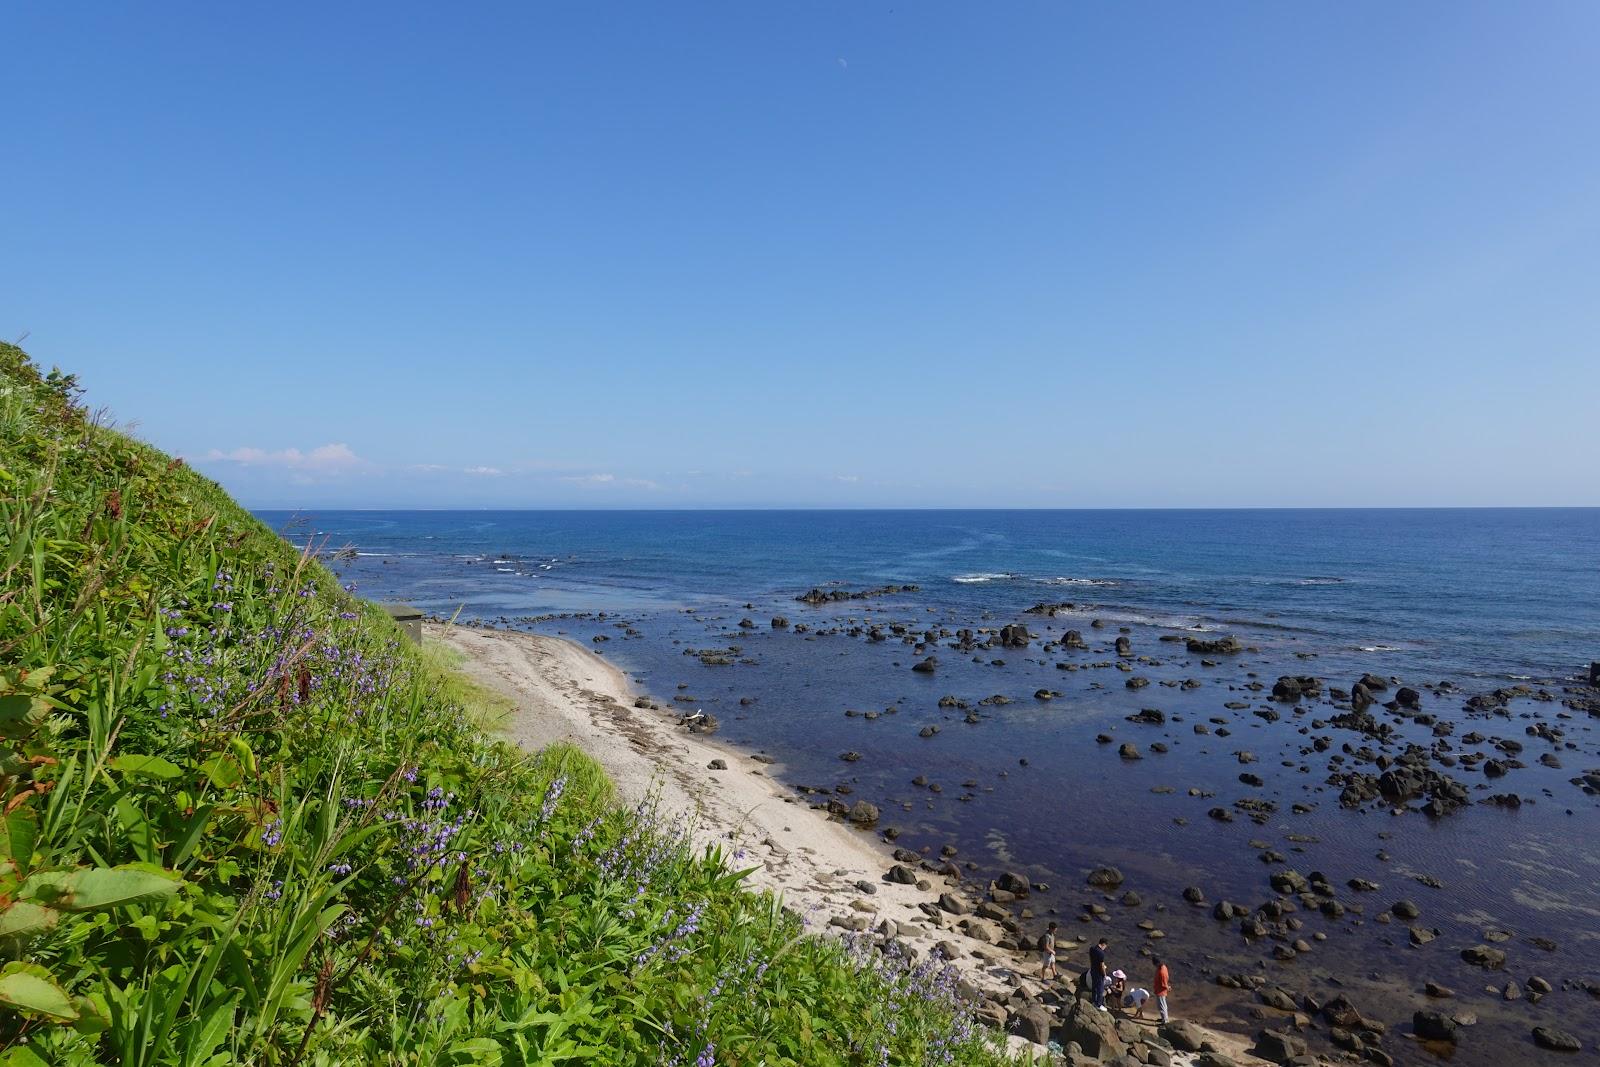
839;751;862;762
1256;986;1297;1012
1126;676;1150;690
1127;707;1166;725
1425;981;1454;998
1270;869;1310;894
995;871;1031;896
848;800;879;825
1533;1026;1582;1052
1186;634;1243;655
1351;682;1376;711
1271;675;1321;702
1087;865;1124;888
1460;944;1507;969
1319;994;1360;1028
1413;1010;1458;1043
1115;635;1132;657
918;725;939;738
1394;686;1422;709
770;616;789;628
1182;885;1206;904
796;584;920;605
911;657;938;673
1060;629;1088;649
998;623;1032;648
1118;742;1142;761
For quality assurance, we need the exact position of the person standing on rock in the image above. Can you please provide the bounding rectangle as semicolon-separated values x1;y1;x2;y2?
1152;956;1171;1024
1037;922;1059;979
1090;937;1109;1011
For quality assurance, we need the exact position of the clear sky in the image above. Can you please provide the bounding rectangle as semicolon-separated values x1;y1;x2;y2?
4;3;1598;508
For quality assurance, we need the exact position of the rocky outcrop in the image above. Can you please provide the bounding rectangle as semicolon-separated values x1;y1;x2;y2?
1186;635;1243;655
795;584;919;605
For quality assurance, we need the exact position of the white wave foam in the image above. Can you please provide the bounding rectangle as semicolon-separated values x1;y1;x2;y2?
1039;577;1119;587
1359;644;1402;653
951;572;1015;584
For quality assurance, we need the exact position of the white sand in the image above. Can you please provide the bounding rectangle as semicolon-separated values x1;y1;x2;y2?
436;622;1261;1065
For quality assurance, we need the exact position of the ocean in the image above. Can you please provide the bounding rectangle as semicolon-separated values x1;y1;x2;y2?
259;507;1600;1061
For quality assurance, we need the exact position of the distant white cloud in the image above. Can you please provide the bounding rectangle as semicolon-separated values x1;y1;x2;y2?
408;463;450;473
204;443;365;473
561;472;662;491
463;465;504;476
833;474;860;483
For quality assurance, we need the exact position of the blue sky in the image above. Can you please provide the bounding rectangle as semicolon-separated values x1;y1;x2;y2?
4;3;1598;508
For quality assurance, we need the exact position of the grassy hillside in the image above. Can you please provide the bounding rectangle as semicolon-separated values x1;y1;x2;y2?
0;344;1009;1066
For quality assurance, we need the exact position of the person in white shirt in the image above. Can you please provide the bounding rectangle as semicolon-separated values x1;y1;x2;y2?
1121;986;1152;1018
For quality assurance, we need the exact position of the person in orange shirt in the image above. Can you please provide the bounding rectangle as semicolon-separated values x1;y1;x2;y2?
1152;957;1171;1023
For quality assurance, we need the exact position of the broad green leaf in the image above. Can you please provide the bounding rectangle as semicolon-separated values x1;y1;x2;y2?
109;754;183;780
180;995;236;1067
169;803;215;866
198;755;242;790
0;1045;52;1066
54;866;181;912
0;809;37;869
72;991;110;1035
0;902;58;942
0;964;77;1021
114;797;158;864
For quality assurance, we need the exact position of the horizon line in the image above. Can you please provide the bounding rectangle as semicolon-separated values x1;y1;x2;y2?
244;503;1600;513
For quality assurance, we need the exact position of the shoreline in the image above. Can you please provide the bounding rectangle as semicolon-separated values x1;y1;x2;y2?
436;621;1265;1065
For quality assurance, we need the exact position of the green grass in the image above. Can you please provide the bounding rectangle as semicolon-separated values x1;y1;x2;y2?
413;638;517;733
0;343;1012;1067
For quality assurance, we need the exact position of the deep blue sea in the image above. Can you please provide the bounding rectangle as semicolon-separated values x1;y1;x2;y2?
258;508;1600;686
259;508;1600;1061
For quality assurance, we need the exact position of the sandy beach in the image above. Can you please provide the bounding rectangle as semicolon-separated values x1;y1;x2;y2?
437;621;1264;1065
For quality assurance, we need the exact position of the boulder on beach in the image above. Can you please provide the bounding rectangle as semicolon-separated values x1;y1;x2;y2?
848;800;879;825
1254;1029;1308;1063
1012;1004;1054;1046
1058;1000;1123;1060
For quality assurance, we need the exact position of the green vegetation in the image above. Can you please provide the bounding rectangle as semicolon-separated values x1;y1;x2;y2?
0;344;1010;1066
